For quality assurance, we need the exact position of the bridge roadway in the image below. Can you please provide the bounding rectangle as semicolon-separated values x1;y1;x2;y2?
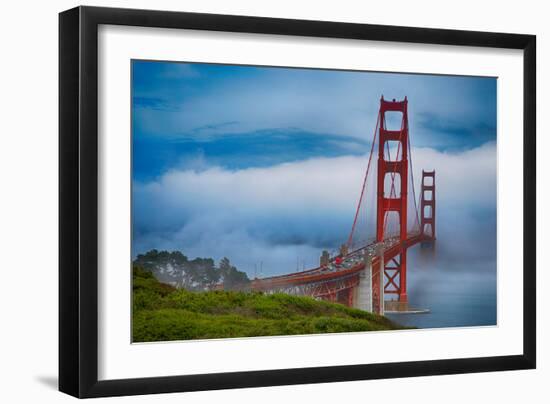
250;232;426;294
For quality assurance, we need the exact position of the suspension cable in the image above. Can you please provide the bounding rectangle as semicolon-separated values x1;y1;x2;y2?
408;131;421;231
347;112;380;248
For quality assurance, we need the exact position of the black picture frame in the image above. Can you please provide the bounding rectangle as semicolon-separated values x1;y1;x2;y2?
59;5;536;398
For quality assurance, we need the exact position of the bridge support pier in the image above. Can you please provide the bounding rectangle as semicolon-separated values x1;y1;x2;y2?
352;253;373;312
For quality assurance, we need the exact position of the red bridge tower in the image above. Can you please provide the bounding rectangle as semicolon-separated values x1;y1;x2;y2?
420;170;436;246
376;96;409;306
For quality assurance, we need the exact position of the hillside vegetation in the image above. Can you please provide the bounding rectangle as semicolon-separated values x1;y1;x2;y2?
133;266;404;342
133;250;249;290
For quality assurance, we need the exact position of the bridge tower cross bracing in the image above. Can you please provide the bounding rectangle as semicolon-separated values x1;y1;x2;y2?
376;96;409;304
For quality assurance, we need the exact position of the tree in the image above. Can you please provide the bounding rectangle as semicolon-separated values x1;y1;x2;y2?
132;250;249;291
219;257;249;289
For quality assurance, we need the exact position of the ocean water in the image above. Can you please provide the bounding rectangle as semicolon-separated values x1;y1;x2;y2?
385;257;497;329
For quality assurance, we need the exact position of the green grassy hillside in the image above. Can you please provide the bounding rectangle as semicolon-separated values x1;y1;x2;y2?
132;266;404;342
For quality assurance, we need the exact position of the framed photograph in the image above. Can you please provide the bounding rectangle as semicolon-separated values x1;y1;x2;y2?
59;6;536;398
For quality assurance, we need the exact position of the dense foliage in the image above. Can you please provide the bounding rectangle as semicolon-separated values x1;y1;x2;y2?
133;249;249;290
132;266;404;342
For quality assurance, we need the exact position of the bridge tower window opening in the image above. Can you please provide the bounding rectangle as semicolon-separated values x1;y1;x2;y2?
423;223;434;238
423;205;432;218
383;140;403;161
382;210;402;238
383;110;404;131
384;172;402;198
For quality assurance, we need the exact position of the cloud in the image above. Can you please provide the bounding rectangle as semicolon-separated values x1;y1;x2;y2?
133;142;496;276
131;129;370;181
133;96;177;111
416;112;496;150
189;121;240;134
132;61;496;152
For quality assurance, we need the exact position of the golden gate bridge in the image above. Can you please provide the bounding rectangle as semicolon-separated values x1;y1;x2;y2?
249;96;436;315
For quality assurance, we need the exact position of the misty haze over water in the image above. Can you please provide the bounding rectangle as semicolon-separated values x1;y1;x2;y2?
386;249;497;328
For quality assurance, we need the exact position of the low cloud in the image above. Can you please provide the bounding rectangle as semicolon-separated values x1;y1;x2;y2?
133;143;496;276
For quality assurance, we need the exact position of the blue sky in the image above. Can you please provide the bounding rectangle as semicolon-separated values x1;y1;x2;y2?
132;60;497;278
